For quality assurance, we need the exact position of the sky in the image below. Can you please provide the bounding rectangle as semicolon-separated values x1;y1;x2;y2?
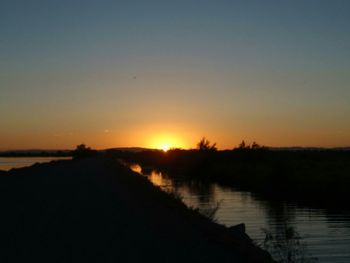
1;0;350;150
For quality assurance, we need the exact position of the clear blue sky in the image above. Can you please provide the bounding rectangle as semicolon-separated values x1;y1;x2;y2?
1;0;349;149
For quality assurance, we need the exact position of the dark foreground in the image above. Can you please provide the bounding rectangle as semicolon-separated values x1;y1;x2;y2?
0;157;272;262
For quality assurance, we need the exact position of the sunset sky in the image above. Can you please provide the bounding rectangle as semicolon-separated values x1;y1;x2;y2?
1;1;350;150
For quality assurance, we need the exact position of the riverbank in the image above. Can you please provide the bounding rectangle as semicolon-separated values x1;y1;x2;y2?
0;156;273;262
114;149;350;207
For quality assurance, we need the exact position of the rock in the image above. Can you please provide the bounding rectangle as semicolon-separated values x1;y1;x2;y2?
229;223;246;234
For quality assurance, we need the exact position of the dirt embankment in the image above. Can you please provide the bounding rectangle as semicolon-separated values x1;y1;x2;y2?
0;156;274;262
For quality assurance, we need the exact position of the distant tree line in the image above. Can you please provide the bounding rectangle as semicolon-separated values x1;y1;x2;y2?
196;137;267;151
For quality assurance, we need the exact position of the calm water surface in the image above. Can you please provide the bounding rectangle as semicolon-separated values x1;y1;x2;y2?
130;164;350;263
0;157;71;171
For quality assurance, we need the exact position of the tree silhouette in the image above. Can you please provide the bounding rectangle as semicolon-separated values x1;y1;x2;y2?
236;140;267;151
251;141;260;149
238;140;248;149
197;137;217;151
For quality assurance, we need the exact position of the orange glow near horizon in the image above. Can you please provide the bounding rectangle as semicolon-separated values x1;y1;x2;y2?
1;122;349;151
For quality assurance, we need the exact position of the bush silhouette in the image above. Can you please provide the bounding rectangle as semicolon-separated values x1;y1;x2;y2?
73;144;97;159
236;140;267;151
197;137;217;151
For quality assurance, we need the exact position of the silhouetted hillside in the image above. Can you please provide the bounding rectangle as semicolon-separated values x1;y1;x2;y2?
0;149;72;157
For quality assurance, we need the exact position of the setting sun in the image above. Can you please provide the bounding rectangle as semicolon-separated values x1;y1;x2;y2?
148;134;186;151
160;144;171;152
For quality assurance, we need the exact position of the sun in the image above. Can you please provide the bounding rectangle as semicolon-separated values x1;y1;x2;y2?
160;143;171;152
149;134;185;151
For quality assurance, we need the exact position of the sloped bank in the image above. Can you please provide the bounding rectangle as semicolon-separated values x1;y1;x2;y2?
0;156;274;262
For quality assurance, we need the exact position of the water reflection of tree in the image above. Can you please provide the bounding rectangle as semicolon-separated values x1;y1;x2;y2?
262;222;318;263
265;201;297;236
149;169;218;217
259;201;317;262
179;180;221;220
186;180;215;203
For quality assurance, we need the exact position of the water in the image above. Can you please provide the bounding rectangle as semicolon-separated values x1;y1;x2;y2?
130;164;350;263
0;157;72;171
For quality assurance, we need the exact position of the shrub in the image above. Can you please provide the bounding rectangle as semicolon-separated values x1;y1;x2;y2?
72;144;97;159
